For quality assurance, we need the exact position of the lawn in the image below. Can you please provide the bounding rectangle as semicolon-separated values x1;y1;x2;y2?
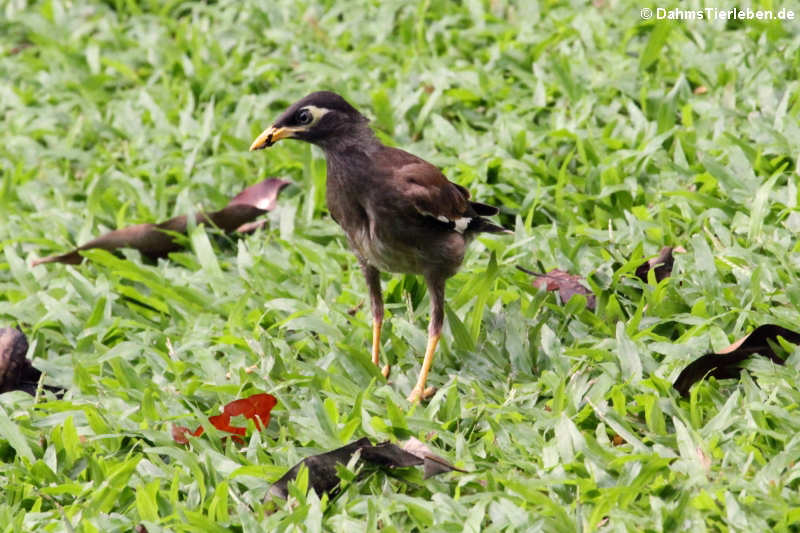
2;0;800;531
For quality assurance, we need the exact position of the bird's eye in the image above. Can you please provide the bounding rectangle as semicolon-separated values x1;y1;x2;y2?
297;109;313;125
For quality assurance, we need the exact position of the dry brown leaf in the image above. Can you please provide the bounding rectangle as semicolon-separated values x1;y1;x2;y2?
635;246;685;282
696;446;711;471
673;324;800;396
402;437;468;479
33;178;290;266
0;327;63;395
518;266;596;310
268;437;464;499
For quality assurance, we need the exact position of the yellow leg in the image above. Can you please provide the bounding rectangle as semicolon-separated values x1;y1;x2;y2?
407;332;440;403
371;320;381;366
372;319;390;378
362;264;389;378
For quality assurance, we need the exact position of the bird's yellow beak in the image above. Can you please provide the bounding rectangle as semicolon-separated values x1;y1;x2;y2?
249;126;294;151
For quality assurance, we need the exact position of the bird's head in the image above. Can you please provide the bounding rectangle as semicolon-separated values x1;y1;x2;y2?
249;91;369;151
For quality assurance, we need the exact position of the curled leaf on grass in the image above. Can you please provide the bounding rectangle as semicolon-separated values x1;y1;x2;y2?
33;178;291;266
172;393;277;445
269;437;466;499
673;325;800;397
0;327;64;396
517;266;596;311
402;437;466;479
635;246;685;282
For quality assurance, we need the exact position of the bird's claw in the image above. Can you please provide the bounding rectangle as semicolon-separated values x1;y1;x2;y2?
406;385;436;403
382;364;391;378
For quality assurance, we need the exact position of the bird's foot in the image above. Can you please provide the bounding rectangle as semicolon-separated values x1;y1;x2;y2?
406;386;436;403
382;364;391;379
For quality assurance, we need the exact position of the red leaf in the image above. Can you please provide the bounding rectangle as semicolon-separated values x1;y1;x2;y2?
172;393;277;444
172;425;203;444
208;413;247;436
246;393;279;430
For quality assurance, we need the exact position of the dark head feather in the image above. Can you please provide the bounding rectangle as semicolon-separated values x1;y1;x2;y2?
270;91;374;150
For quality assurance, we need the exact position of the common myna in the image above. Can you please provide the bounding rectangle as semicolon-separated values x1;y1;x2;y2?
250;91;508;402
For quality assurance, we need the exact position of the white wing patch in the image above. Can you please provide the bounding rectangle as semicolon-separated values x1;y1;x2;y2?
453;217;471;233
417;209;472;233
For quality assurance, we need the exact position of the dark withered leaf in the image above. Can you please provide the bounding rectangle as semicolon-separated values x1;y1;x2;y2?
33;178;290;266
268;437;463;499
635;246;685;282
0;327;63;396
0;327;30;394
269;438;373;499
360;441;424;468
402;437;468;479
517;266;596;310
673;324;800;397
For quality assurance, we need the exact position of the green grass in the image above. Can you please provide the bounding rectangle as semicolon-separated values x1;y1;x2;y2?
2;0;800;530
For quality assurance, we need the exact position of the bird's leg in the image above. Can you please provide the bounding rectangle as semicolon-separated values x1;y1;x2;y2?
407;275;445;403
362;263;389;378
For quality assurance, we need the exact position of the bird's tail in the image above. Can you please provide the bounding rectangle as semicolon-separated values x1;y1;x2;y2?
463;200;512;234
467;216;512;234
470;201;499;216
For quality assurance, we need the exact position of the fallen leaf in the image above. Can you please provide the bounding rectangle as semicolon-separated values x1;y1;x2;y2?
359;441;426;468
0;327;63;396
234;219;269;234
8;42;32;55
172;392;277;444
673;324;800;397
269;438;375;499
518;266;596;310
696;446;711;471
34;178;290;266
268;437;463;499
347;301;364;316
402;437;468;479
0;327;31;394
635;246;685;282
171;425;203;445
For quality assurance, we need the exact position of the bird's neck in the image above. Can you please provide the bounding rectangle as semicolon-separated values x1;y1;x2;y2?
317;122;382;155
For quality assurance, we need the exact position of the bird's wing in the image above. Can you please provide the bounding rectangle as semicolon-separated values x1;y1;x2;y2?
390;160;477;230
376;147;500;233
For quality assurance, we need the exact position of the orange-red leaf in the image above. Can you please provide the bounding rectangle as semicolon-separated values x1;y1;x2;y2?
172;425;203;445
172;393;277;444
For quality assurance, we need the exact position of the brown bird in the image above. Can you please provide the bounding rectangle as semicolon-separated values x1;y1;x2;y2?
250;91;508;402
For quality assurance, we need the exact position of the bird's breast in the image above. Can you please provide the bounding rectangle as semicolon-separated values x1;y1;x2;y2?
348;212;466;278
325;159;466;277
347;219;421;273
